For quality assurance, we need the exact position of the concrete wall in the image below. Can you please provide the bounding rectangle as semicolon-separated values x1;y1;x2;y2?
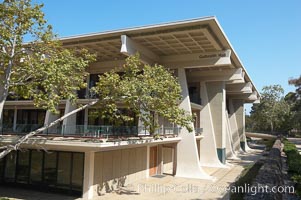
93;146;147;195
163;147;173;174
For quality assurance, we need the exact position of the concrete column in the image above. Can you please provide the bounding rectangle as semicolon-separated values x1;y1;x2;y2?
146;146;150;178
228;99;243;152
44;111;59;134
83;151;96;199
157;144;163;175
84;108;89;131
232;99;250;151
13;107;17;132
175;68;211;179
138;110;150;135
62;100;77;135
199;82;226;168
225;109;239;159
203;82;227;164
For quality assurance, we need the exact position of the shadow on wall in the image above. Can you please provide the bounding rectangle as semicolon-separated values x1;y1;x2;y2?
97;176;140;196
94;147;147;196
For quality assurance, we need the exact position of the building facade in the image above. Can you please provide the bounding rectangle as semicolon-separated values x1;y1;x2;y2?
0;17;259;199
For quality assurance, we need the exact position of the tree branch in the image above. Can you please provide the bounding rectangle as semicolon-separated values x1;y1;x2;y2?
0;99;98;159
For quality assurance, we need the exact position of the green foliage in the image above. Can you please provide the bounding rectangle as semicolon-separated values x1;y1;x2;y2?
92;54;194;134
283;139;301;196
248;85;292;133
0;0;95;114
288;76;301;130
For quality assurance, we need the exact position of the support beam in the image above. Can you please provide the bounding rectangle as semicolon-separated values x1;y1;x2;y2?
226;82;253;94
199;82;226;168
13;107;17;132
187;68;244;83
205;81;227;164
161;49;231;68
44;110;60;134
62;100;77;135
176;68;212;179
88;60;125;74
228;99;243;153
228;91;258;101
120;35;160;64
83;151;96;199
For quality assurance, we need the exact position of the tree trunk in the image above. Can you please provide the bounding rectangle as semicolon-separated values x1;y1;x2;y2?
0;82;9;125
0;99;98;159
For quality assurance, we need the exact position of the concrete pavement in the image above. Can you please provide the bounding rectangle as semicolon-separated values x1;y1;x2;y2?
0;145;263;200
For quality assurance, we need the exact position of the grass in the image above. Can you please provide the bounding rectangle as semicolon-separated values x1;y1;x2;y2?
283;138;301;196
230;161;264;200
257;139;276;151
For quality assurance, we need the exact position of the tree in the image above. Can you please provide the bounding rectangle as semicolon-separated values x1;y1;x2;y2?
0;0;95;121
92;55;194;134
0;0;95;158
288;75;301;130
249;85;291;133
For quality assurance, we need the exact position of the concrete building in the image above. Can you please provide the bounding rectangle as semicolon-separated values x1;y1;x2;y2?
0;17;259;199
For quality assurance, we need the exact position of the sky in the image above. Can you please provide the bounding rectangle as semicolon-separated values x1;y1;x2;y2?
35;0;301;111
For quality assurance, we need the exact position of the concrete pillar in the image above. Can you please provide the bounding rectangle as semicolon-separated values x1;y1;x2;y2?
83;151;96;199
225;109;239;159
84;108;89;131
13;107;17;132
228;99;243;152
206;81;227;164
232;99;250;151
157;144;163;174
44;111;59;134
62;100;77;135
175;68;211;179
199;82;226;168
138;110;150;135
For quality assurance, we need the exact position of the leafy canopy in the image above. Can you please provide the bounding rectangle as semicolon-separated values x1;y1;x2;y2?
287;75;301;130
249;85;291;133
92;55;194;134
0;0;95;114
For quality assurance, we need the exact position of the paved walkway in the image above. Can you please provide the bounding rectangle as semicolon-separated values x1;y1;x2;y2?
97;146;263;200
0;145;263;200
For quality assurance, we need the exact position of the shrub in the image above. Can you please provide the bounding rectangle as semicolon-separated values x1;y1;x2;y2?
283;139;301;196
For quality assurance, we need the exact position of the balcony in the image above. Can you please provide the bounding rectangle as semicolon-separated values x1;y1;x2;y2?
0;124;182;138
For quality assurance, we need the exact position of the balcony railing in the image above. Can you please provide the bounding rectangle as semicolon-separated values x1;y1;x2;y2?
0;124;182;138
195;128;203;135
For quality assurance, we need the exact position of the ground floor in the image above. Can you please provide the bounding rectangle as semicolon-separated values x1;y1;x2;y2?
0;139;177;199
0;145;263;200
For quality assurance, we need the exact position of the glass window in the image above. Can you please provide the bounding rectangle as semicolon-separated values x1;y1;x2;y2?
4;151;16;182
16;151;30;184
71;153;84;191
57;152;71;189
0;158;4;182
44;152;57;187
2;109;14;131
30;150;43;184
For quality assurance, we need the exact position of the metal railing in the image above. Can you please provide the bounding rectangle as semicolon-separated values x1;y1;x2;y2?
1;124;182;138
195;128;203;135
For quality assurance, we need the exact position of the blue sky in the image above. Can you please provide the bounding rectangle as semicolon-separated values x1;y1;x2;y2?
36;0;300;110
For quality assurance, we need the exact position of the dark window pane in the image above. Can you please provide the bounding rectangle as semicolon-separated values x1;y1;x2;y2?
4;152;16;182
57;152;71;189
44;152;57;187
71;153;84;191
0;158;4;182
30;151;43;184
16;151;30;183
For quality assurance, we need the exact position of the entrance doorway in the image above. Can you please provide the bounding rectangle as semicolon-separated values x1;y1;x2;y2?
149;146;158;176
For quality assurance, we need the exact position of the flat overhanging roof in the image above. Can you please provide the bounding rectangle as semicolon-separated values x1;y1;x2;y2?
59;16;260;101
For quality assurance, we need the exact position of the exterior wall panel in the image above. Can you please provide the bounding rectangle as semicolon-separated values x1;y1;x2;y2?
94;146;147;195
